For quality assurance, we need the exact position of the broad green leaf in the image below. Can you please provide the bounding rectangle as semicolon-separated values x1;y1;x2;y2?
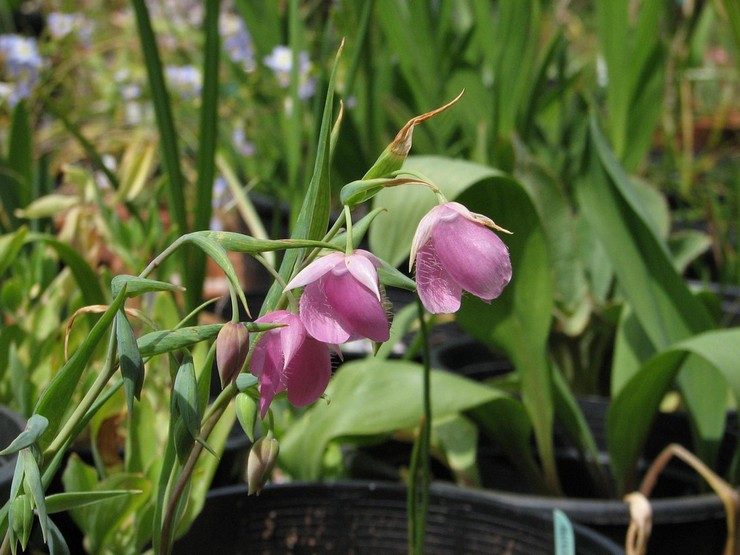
668;230;713;274
236;373;259;392
111;275;184;298
581;117;723;464
370;155;558;492
608;328;740;494
281;359;511;480
35;288;126;446
0;415;47;456
116;311;145;413
432;415;480;487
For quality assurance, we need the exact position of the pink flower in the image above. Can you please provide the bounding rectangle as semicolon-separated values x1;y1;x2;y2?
249;311;331;418
285;250;390;344
410;201;512;314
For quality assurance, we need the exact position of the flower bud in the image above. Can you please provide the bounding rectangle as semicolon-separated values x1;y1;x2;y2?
216;322;249;388
247;435;279;495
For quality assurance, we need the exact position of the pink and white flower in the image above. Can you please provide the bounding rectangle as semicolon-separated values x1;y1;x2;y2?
249;311;331;418
410;201;512;314
285;250;390;344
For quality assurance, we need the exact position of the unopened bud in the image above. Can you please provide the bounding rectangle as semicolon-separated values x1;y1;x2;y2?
247;435;279;495
216;322;249;388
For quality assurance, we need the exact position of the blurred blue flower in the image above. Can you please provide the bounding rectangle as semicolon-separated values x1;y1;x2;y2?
263;45;316;100
165;65;202;100
0;34;43;107
220;13;255;72
47;12;94;46
232;126;255;157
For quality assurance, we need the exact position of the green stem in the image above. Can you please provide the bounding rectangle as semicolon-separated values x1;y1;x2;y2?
408;298;432;554
343;205;354;256
44;330;118;459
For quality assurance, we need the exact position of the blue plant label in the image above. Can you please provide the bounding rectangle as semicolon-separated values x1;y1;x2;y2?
553;509;575;555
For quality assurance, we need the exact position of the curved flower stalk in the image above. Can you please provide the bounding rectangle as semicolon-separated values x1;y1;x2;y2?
249;310;332;418
285;250;391;344
410;201;512;314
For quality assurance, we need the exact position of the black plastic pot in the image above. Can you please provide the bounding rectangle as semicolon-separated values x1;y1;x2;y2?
475;398;736;555
0;406;26;503
175;481;623;554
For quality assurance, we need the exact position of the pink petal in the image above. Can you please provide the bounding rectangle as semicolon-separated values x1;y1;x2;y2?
299;281;352;344
345;252;382;301
323;271;390;342
285;337;331;408
414;242;463;314
285;252;344;291
432;215;512;301
410;204;446;272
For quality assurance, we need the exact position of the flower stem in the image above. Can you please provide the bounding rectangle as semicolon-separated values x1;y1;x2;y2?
45;329;118;459
407;297;432;554
343;205;354;256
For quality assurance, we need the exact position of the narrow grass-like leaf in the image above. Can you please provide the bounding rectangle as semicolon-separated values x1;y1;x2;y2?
8;100;32;208
0;227;28;276
199;230;342;255
34;287;126;446
45;517;70;555
20;449;48;542
187;0;221;318
130;0;187;236
184;233;249;315
116;311;145;413
111;275;184;298
137;324;223;358
25;232;105;306
260;41;344;315
0;415;47;456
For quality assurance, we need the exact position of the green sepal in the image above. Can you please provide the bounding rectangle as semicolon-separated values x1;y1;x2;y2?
116;311;145;414
235;393;258;442
174;355;200;439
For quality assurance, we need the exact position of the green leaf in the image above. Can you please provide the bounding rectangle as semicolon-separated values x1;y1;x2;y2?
581;117;723;464
116;311;145;413
34;288;126;446
20;449;48;542
111;275;184;298
24;232;106;306
0;227;28;276
608;328;740;494
137;324;223;358
260;41;343;315
0;415;47;456
45;490;143;514
281;359;511;480
236;373;259;392
200;231;342;255
183;233;249;315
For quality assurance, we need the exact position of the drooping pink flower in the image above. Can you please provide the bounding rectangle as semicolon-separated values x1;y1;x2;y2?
410;201;512;314
249;310;331;418
285;250;390;344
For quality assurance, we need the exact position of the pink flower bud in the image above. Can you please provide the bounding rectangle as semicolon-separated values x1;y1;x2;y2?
216;322;249;388
284;250;390;344
247;435;279;495
410;202;512;314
